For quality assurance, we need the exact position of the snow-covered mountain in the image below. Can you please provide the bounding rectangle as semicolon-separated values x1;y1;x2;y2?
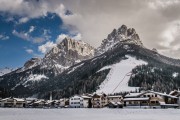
1;25;180;99
96;25;143;55
0;38;95;96
16;58;42;73
41;37;94;75
0;67;14;76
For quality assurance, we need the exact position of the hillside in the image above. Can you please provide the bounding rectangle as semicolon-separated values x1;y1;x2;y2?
1;25;180;99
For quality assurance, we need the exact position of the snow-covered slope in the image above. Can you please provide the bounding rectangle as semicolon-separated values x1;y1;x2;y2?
96;55;147;94
0;67;14;76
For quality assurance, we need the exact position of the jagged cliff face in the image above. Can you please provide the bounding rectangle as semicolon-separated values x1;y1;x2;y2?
41;38;94;74
96;25;143;55
16;58;42;73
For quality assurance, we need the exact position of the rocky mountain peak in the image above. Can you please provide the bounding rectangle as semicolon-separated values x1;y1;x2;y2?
24;58;41;69
41;37;95;75
96;25;143;55
118;24;127;35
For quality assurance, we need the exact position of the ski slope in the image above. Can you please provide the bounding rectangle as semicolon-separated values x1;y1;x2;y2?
96;55;147;94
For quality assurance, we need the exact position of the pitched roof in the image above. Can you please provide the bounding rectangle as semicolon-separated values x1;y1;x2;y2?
124;97;149;101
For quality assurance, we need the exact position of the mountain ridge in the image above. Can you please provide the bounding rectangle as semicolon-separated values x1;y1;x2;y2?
1;24;180;99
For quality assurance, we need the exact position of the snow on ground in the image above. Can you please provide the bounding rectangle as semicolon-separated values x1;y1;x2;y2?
97;65;112;72
0;108;180;120
172;72;179;78
96;55;147;94
0;67;14;76
27;74;48;81
67;63;84;74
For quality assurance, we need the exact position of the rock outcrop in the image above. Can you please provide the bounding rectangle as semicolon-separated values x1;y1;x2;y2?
96;25;143;55
41;37;95;74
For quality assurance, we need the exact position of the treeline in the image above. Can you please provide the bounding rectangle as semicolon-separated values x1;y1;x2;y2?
129;64;180;93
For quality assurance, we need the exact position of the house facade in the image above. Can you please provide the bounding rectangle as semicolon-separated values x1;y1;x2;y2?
0;97;25;108
108;95;123;108
124;90;179;108
81;95;92;108
69;95;83;108
91;93;108;108
59;98;69;108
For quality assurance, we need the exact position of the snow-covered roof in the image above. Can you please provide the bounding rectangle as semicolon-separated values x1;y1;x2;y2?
34;100;45;104
108;95;122;98
70;95;83;98
81;95;91;99
169;90;180;96
1;97;11;101
117;102;123;105
148;91;178;99
26;98;37;101
125;93;142;98
14;98;25;102
1;97;25;102
124;97;149;101
125;90;178;99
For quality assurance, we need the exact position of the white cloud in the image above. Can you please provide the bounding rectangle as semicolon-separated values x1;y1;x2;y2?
0;0;71;24
148;0;180;9
72;33;82;41
33;38;45;44
26;49;33;54
56;34;68;43
38;41;56;54
12;30;30;41
1;0;180;58
19;17;29;23
159;20;180;48
0;34;9;40
56;33;82;43
29;26;35;33
12;29;46;44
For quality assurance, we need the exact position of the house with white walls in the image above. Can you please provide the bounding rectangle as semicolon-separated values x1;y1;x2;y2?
69;95;83;108
59;98;69;108
81;95;92;108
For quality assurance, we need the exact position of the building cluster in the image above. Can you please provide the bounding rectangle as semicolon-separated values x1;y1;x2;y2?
0;90;180;109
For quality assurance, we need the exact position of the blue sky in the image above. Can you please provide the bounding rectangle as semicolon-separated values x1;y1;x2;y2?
0;13;71;68
0;0;180;68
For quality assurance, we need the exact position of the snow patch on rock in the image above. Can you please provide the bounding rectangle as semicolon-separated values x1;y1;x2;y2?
27;74;48;81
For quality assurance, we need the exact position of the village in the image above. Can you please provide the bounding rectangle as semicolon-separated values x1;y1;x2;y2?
0;89;180;109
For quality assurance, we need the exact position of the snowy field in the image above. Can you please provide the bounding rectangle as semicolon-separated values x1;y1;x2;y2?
0;108;180;120
97;56;147;94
